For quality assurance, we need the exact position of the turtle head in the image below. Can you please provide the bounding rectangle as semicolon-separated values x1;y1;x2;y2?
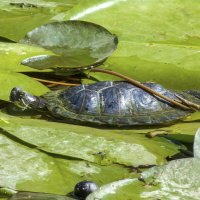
10;87;46;110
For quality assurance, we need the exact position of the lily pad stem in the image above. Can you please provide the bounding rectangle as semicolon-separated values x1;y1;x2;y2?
91;68;194;111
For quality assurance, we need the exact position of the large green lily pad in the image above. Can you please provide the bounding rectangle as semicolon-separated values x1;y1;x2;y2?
57;0;200;90
87;158;200;200
86;179;141;200
21;20;118;70
0;129;133;195
0;132;69;195
0;112;181;166
140;158;200;199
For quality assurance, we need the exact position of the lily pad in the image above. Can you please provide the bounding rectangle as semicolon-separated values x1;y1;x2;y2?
86;179;142;200
140;158;200;199
0;128;133;195
20;20;118;70
88;158;200;200
0;112;181;166
0;132;70;195
59;0;200;90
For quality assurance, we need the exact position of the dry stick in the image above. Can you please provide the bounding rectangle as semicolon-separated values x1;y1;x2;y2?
175;94;200;110
91;68;193;111
47;81;69;88
32;77;80;86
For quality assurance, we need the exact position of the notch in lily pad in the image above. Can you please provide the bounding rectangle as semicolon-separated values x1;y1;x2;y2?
20;20;118;73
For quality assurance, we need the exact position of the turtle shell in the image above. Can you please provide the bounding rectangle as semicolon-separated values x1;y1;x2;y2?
42;81;191;125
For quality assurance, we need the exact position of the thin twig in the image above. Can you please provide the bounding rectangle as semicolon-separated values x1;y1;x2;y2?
91;68;193;111
47;81;69;88
32;77;80;86
175;94;200;110
146;130;168;138
65;77;80;81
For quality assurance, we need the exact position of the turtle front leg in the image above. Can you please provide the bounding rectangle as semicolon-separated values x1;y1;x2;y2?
10;87;47;110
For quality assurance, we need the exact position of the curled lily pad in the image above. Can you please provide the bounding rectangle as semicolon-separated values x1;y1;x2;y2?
20;20;118;70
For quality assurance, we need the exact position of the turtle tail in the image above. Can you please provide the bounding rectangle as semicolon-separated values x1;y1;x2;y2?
10;87;47;110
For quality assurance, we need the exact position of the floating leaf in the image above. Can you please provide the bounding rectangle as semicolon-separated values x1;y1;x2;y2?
58;0;200;90
0;112;181;166
0;128;132;195
88;158;200;200
21;55;59;70
140;158;200;199
0;132;69;195
21;20;118;70
86;179;139;200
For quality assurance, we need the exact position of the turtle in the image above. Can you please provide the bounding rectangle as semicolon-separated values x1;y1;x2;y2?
9;81;200;126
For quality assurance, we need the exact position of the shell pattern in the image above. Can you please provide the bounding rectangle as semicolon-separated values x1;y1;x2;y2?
43;81;192;125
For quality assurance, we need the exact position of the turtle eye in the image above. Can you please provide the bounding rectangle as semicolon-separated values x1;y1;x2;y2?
18;91;26;98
